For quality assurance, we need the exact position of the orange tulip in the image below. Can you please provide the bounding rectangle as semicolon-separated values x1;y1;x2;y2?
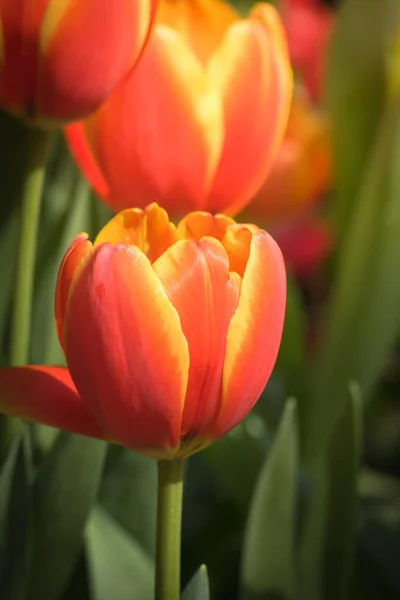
0;0;156;126
65;0;292;217
242;87;332;227
0;204;286;459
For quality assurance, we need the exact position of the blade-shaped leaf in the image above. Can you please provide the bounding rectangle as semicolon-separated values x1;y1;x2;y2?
241;399;298;600
86;505;154;600
327;0;387;234
182;565;210;600
305;90;400;460
27;433;107;600
99;446;157;558
298;456;328;600
323;382;363;600
0;426;33;600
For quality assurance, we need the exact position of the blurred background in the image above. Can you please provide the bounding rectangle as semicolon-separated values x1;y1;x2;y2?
1;0;400;599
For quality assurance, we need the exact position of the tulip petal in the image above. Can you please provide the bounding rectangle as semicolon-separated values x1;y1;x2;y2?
0;0;48;111
55;234;92;351
177;211;234;242
64;122;110;200
38;0;154;119
222;223;260;277
94;203;177;263
157;0;238;64
64;243;189;457
212;230;286;438
0;366;105;440
153;238;239;441
86;27;224;215
206;4;292;214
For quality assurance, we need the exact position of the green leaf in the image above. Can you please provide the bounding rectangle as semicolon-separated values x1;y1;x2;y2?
241;399;298;600
306;90;400;459
182;565;210;600
298;456;328;600
327;0;387;235
32;137;94;367
99;446;157;557
27;433;107;600
0;426;33;600
86;506;154;600
323;382;363;600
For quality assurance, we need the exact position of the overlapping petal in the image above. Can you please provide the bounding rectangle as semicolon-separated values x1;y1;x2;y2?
64;1;292;217
206;3;293;214
54;233;92;349
38;0;155;120
211;229;286;438
153;238;239;442
64;242;189;457
0;0;157;123
0;366;105;439
82;27;224;215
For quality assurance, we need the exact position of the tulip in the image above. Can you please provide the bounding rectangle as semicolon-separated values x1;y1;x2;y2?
241;87;332;228
0;204;286;459
65;0;292;217
274;218;332;277
282;0;334;101
0;0;156;125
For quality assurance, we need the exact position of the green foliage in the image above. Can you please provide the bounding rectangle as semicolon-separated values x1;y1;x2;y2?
27;433;107;600
327;0;387;236
241;400;298;600
182;565;210;600
85;506;154;600
0;428;33;600
305;90;400;460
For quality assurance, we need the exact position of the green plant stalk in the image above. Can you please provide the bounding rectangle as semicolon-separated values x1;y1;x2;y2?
10;127;51;366
155;458;185;600
0;127;51;458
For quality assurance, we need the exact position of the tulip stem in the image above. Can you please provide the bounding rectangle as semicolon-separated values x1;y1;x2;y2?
10;127;51;366
155;458;185;600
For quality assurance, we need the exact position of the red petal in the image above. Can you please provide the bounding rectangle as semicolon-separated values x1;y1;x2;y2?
64;122;110;201
38;0;155;120
85;27;223;215
206;4;292;214
55;234;92;351
64;243;189;457
212;230;286;438
0;0;48;112
0;366;105;439
153;238;239;440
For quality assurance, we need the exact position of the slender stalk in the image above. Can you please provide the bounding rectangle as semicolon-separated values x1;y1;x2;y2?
0;127;51;459
155;458;185;600
10;127;51;366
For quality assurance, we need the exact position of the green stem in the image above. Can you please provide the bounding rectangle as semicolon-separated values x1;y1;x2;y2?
155;458;185;600
0;127;51;459
10;127;51;366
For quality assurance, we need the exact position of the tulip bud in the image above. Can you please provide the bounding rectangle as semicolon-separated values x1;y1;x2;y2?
0;0;156;126
65;0;292;217
0;204;286;459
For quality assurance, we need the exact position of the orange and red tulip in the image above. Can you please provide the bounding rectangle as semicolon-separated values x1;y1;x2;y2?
65;0;292;217
0;0;156;126
282;0;334;101
242;87;332;227
0;204;286;459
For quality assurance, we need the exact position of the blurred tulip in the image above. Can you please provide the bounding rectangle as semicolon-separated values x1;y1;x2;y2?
274;217;332;278
282;0;334;100
0;204;286;459
242;87;332;227
0;0;156;126
65;0;292;217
